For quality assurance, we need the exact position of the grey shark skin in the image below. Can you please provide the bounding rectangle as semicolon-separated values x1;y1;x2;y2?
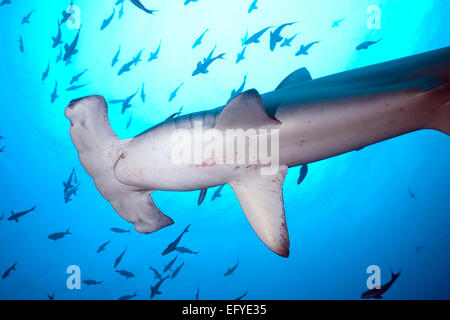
361;270;401;299
63;28;80;61
224;260;239;276
150;276;169;299
192;29;208;49
2;262;17;279
101;8;115;31
114;247;127;268
97;240;111;253
162;225;190;255
129;0;157;15
48;228;71;241
148;41;161;61
8;206;36;222
65;47;450;257
270;22;296;51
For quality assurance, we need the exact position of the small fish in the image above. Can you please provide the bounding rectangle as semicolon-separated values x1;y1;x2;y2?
175;246;198;255
224;260;239;276
70;69;88;85
248;0;258;14
332;18;345;28
0;0;12;7
21;9;37;24
18;36;24;52
2;262;17;279
229;75;247;102
140;83;146;103
149;266;163;280
52;20;63;48
110;227;130;233
280;34;298;48
211;185;225;201
361;270;401;299
198;188;207;205
100;8;115;31
184;0;199;5
192;29;208;49
66;84;88;91
97;240;111;254
169;83;184;102
48;293;55;300
234;291;248;300
163;255;178;273
195;288;200;300
116;269;135;280
356;40;381;51
129;0;157;15
270;22;297;51
56;47;63;63
118;2;124;19
245;26;272;46
236;46;246;64
8;206;36;223
42;63;50;83
63;27;81;62
83;279;103;286
0;212;4;222
118;291;137;300
408;186;416;199
150;276;169;299
171;263;184;279
126;115;132;129
114;247;127;268
148;41;161;61
295;41;320;56
162;225;190;255
241;30;248;47
48;228;71;241
61;1;74;24
0;146;5;153
51;81;59;103
297;164;308;185
112;45;121;67
415;245;425;253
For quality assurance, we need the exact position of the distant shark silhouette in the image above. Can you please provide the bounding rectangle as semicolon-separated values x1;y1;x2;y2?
65;47;450;257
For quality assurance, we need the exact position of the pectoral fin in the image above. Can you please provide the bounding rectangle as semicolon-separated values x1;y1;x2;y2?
229;165;290;257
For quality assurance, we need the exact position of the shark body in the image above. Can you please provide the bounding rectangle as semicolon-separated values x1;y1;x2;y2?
65;47;450;257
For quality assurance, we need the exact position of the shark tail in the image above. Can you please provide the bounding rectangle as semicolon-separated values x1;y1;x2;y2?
391;269;401;280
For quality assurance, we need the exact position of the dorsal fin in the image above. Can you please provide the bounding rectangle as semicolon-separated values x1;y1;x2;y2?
215;89;280;130
276;67;312;90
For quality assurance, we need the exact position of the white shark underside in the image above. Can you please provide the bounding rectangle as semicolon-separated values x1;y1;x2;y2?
65;47;450;257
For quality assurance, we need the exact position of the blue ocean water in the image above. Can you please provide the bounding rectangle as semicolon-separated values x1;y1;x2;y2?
0;0;449;300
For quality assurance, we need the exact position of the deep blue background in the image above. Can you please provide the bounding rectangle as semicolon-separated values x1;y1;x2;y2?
0;0;449;300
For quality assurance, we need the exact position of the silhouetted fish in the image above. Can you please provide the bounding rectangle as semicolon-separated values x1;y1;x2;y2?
97;240;111;253
297;164;308;185
361;270;401;299
114;247;127;268
198;188;207;205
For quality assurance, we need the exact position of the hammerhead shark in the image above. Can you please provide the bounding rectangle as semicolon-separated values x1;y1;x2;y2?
65;47;450;257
